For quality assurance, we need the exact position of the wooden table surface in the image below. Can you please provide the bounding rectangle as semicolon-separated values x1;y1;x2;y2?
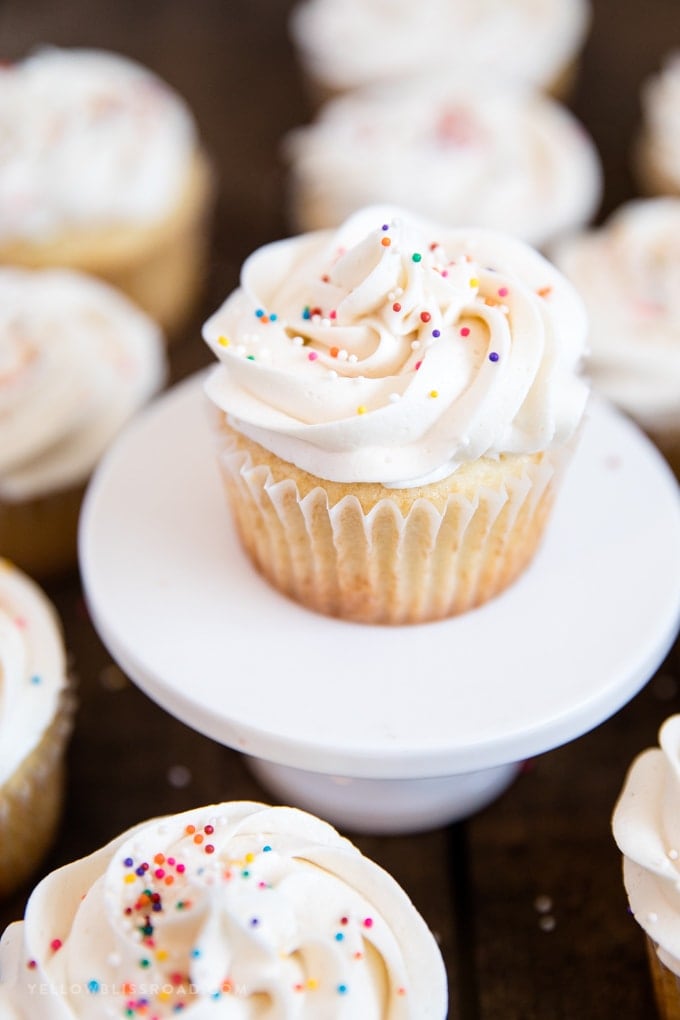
1;2;679;1017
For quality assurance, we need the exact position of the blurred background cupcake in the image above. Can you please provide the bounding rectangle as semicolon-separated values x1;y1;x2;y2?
0;267;166;577
551;197;680;475
0;800;448;1017
0;47;215;338
289;0;591;102
285;71;602;250
0;559;74;900
636;52;680;198
613;716;680;1020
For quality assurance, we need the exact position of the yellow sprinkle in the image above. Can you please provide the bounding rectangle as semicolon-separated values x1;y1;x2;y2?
158;990;171;1002
357;405;367;415
156;950;168;962
307;979;319;991
245;852;255;863
123;874;136;884
429;390;439;398
469;278;479;288
218;335;230;347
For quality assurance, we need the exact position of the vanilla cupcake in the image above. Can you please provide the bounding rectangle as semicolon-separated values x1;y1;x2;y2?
613;716;680;1020
0;267;166;576
551;198;680;474
289;0;590;101
0;801;448;1018
0;559;73;900
285;72;602;250
203;206;589;625
636;52;680;197
0;48;214;336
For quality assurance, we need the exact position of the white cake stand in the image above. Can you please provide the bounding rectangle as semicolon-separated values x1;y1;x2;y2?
79;373;680;834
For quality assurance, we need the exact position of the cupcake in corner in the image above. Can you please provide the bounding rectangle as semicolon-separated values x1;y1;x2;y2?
289;0;591;101
636;52;680;198
0;559;74;900
0;47;214;337
613;716;680;1020
285;71;602;250
551;198;680;475
0;801;448;1017
0;267;166;577
203;205;590;625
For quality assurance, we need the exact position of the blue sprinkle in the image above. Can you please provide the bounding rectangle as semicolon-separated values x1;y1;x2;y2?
255;309;264;318
262;845;272;853
191;948;201;958
87;980;100;994
269;313;278;322
337;984;348;995
30;675;41;685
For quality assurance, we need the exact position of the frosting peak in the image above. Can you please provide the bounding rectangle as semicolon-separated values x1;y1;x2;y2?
204;206;589;486
0;802;447;1018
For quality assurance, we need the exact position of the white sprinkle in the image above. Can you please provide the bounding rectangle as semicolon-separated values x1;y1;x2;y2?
249;333;260;343
534;895;553;914
337;349;349;361
389;392;401;403
327;369;338;379
311;313;322;323
292;336;304;347
167;764;192;789
500;305;509;315
107;953;122;968
348;354;358;364
411;340;421;351
648;912;659;924
395;287;404;297
388;291;396;301
669;849;679;860
322;317;331;327
236;345;246;357
538;915;556;933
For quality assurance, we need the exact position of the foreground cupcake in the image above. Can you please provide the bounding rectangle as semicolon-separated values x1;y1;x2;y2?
0;559;73;899
636;52;680;197
0;47;214;336
290;0;590;100
0;267;166;576
551;198;680;474
203;206;589;624
612;716;680;1020
0;801;448;1017
285;72;602;249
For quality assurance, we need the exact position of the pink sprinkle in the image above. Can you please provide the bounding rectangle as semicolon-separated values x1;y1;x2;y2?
176;864;186;874
414;360;422;370
330;310;337;319
363;918;374;929
154;869;165;879
460;327;470;337
50;940;63;952
498;287;508;297
308;351;318;361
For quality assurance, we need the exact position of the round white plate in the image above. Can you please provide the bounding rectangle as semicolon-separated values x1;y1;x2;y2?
80;373;680;780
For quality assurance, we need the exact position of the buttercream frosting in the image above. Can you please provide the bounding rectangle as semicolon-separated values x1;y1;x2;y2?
0;267;166;501
0;47;197;243
0;801;448;1018
204;206;589;487
0;560;67;787
285;73;602;249
638;51;680;193
612;715;680;976
290;0;590;94
551;198;680;434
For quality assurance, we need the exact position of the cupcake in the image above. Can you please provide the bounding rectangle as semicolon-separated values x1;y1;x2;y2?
0;47;214;337
636;52;680;197
551;198;680;474
0;559;74;900
0;801;448;1017
289;0;590;101
0;267;166;577
612;716;680;1020
202;205;589;625
285;72;602;250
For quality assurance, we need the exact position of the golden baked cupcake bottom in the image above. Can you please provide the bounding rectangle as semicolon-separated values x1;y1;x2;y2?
213;415;565;625
0;483;85;579
646;936;680;1020
0;152;214;340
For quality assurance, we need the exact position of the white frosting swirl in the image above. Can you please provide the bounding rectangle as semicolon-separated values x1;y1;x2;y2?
0;560;67;787
551;198;680;434
612;716;680;976
285;73;602;249
0;48;197;242
0;268;166;501
290;0;590;94
0;802;447;1019
639;51;680;193
204;206;589;486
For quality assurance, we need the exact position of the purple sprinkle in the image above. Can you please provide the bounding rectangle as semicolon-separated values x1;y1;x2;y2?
432;329;441;338
123;857;134;868
381;223;389;231
489;352;500;362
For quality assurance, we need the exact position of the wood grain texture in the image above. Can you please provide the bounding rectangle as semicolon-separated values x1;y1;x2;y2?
0;2;678;1018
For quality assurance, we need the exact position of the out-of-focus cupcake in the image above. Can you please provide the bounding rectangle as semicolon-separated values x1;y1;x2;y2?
285;72;602;250
551;198;680;475
613;716;680;1020
0;47;214;337
0;559;74;900
636;52;680;198
202;205;589;625
0;800;448;1017
0;267;166;577
289;0;590;102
